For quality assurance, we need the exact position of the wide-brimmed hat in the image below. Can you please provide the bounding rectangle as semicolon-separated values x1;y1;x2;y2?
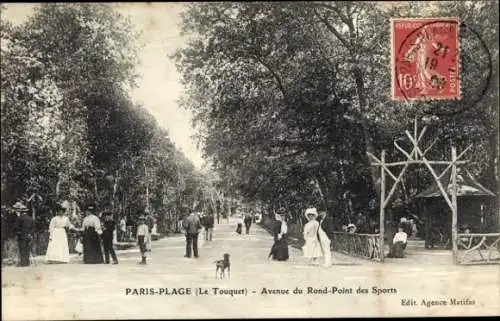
275;208;287;216
12;201;29;212
60;200;70;209
138;215;146;221
304;208;318;220
347;223;356;229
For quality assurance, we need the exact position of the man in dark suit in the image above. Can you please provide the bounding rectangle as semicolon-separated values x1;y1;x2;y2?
13;201;35;267
101;211;119;264
182;212;202;258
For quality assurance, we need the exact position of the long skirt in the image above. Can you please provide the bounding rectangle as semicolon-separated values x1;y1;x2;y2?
318;229;332;267
145;233;152;251
387;241;406;258
46;228;70;263
302;237;323;259
83;228;104;264
269;237;289;261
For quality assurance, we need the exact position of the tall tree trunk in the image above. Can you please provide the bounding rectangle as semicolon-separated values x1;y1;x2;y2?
353;67;380;198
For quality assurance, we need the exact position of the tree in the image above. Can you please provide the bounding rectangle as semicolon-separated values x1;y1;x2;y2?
174;1;498;226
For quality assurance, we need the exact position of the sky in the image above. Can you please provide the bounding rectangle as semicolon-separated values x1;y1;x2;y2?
2;3;205;169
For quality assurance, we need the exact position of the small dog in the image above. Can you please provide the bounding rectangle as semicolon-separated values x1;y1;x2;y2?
214;253;230;279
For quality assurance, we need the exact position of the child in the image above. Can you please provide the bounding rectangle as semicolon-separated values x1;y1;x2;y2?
136;216;149;265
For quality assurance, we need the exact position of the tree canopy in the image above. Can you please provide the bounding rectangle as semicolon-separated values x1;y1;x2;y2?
174;1;498;227
1;4;217;229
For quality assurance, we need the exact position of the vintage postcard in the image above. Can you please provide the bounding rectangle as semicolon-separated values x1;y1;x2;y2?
1;2;499;319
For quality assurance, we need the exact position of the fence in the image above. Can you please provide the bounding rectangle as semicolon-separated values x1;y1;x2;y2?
331;232;382;261
457;233;500;265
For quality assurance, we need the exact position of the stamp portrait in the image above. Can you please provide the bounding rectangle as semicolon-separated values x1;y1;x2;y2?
392;18;460;101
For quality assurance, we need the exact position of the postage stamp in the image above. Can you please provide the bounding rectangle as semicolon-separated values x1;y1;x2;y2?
392;17;461;101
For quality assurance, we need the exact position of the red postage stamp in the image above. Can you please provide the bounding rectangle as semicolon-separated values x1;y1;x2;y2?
392;17;460;101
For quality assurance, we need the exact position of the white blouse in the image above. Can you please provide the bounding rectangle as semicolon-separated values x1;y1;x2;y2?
393;231;408;244
49;216;74;233
82;214;103;234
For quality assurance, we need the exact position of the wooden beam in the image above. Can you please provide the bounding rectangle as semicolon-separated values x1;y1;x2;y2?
423;136;439;155
379;150;386;263
382;141;420;210
437;144;474;180
406;131;454;210
451;146;458;265
371;160;467;167
394;139;413;160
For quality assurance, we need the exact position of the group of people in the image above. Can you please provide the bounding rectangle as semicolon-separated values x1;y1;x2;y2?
181;211;218;258
236;212;254;235
9;198;413;267
266;207;334;267
8;199;162;267
44;203;121;265
72;205;155;265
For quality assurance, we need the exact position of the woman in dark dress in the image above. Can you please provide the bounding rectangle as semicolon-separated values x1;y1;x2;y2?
82;204;104;264
268;210;289;261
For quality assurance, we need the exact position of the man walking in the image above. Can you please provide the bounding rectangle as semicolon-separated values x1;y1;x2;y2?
13;201;34;267
204;213;214;241
102;211;118;264
182;211;202;258
243;212;253;234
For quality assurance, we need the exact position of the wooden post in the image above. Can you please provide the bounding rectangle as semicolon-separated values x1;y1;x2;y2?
380;150;386;262
451;146;458;264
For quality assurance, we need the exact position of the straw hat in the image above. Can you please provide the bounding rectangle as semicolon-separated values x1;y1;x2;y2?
12;201;29;212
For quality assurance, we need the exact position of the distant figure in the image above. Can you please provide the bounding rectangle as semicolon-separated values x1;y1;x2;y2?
204;214;214;241
126;215;135;240
82;204;104;264
387;225;407;258
151;218;159;238
355;213;368;234
243;212;253;234
182;212;202;258
136;215;149;265
13;202;35;267
145;214;154;252
46;203;76;264
409;219;417;237
119;216;126;242
236;215;243;235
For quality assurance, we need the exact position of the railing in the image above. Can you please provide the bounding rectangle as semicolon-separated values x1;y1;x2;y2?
457;233;500;265
331;232;382;262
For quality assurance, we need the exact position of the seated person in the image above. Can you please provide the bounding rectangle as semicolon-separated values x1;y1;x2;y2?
387;225;407;258
459;227;473;247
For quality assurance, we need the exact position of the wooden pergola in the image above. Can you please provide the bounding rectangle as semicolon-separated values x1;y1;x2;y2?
368;119;471;264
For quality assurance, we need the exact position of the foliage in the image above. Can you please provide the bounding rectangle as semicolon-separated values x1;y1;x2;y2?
174;1;498;227
1;4;217;234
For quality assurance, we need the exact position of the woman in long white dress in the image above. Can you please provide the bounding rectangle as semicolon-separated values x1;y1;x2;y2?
302;208;323;265
46;205;75;263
